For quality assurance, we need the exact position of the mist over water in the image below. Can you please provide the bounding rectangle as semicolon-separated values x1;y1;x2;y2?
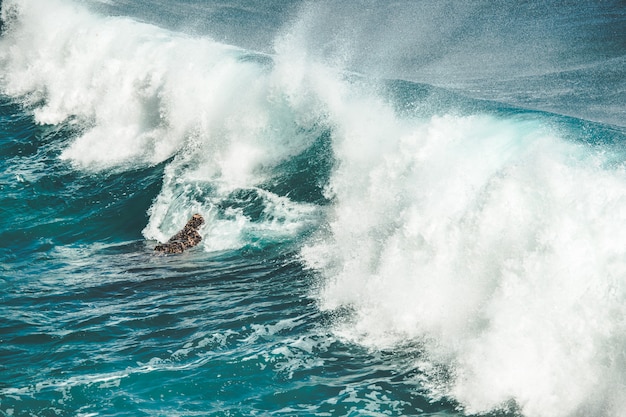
89;0;626;126
1;1;625;416
288;0;626;127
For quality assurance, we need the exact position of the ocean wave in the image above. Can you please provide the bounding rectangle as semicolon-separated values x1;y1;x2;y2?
1;1;626;416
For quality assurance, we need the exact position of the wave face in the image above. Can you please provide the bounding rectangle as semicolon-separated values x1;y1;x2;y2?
1;1;625;416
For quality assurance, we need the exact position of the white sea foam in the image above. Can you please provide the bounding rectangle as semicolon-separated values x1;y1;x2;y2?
0;0;329;248
0;0;260;168
302;102;626;416
282;15;626;416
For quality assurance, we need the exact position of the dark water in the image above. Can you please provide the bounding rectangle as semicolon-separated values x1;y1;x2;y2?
1;1;625;416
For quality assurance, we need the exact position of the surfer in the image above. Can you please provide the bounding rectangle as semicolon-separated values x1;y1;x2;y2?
154;213;204;254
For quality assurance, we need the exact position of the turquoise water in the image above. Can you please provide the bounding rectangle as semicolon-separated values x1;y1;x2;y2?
1;1;625;416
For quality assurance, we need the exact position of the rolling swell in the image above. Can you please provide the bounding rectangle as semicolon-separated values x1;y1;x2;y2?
0;102;165;259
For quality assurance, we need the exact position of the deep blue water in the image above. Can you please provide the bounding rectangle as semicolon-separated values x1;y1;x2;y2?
1;1;625;416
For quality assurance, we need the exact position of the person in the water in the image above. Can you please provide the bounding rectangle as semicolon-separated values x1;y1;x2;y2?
154;214;204;254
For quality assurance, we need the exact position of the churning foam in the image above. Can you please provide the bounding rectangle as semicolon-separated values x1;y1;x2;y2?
282;18;626;414
280;11;626;413
0;0;260;168
302;106;626;415
0;0;333;248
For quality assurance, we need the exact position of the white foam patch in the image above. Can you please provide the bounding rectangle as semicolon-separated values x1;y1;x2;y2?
0;0;289;170
302;99;626;416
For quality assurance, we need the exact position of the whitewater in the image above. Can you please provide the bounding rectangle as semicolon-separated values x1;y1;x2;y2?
1;0;625;416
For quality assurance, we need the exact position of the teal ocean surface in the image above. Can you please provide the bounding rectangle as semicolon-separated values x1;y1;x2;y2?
1;1;625;416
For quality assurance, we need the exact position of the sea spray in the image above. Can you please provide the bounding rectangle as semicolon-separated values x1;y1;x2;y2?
302;107;626;416
0;0;251;168
273;7;626;415
0;0;329;249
